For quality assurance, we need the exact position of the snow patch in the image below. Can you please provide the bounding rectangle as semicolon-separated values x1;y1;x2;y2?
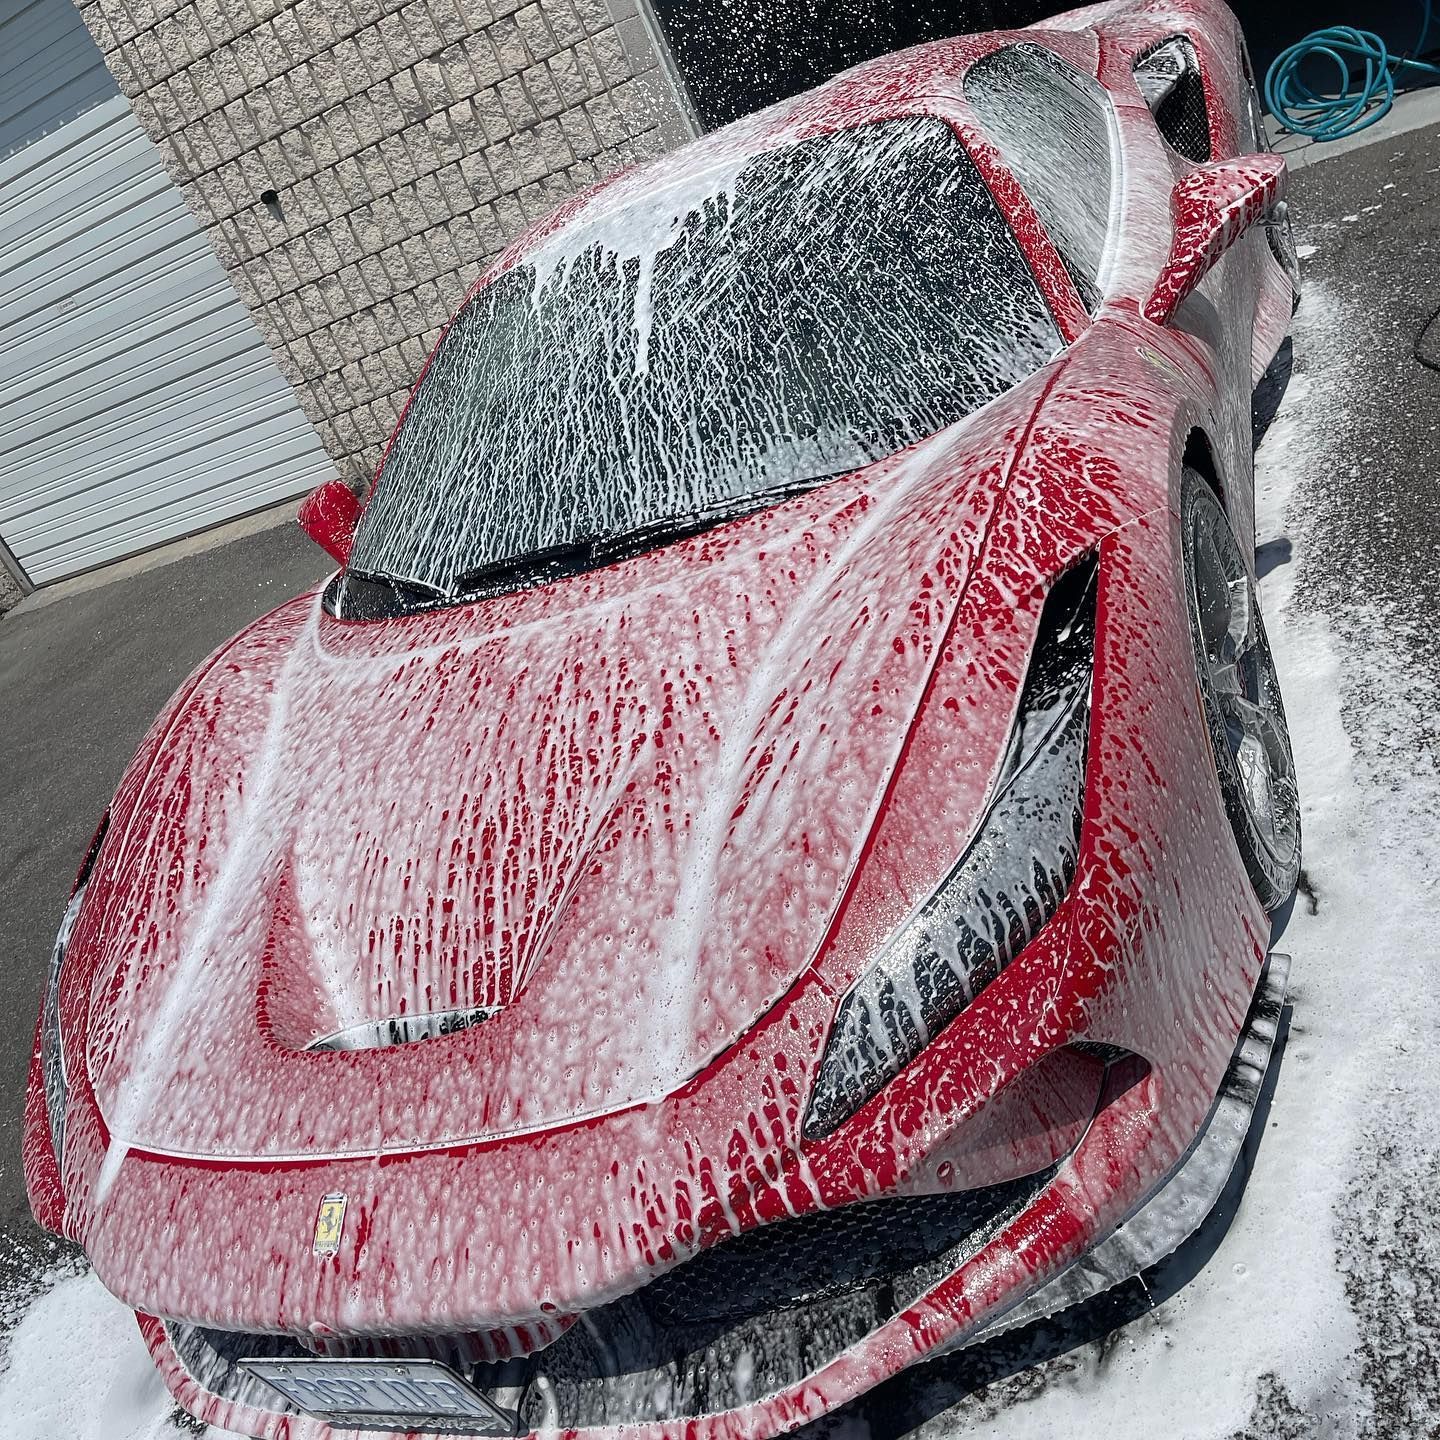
0;1266;242;1440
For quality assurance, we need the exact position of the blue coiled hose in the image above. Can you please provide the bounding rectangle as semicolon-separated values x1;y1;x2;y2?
1264;4;1440;140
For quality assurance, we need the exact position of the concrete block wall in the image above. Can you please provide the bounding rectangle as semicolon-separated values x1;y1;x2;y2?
0;561;23;614
74;0;697;487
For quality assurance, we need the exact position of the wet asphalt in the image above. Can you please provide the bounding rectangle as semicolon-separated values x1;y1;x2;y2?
1277;123;1440;768
1;117;1438;1423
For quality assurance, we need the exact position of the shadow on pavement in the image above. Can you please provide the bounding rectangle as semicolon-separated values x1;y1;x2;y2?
1252;337;1293;452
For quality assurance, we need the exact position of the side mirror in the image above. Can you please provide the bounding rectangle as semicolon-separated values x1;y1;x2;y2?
1143;154;1286;326
297;480;362;566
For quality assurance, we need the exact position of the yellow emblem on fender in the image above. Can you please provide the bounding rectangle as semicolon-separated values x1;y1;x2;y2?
1136;343;1186;382
313;1192;347;1257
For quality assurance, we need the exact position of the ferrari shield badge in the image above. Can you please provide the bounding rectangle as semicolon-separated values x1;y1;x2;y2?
313;1192;347;1257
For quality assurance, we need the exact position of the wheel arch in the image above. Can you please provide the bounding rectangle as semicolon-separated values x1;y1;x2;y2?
1182;429;1227;511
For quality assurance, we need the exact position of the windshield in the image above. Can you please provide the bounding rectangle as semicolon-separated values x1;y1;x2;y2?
347;116;1063;598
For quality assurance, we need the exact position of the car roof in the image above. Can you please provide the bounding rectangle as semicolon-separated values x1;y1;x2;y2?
487;23;1111;285
481;0;1225;290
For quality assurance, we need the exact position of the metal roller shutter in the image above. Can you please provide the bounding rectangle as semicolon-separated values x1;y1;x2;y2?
0;0;336;586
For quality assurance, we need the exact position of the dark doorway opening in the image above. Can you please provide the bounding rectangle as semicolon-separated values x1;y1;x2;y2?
651;2;1051;130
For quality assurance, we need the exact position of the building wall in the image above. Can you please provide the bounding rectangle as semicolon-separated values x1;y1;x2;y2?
0;554;22;613
650;0;1052;130
74;0;697;488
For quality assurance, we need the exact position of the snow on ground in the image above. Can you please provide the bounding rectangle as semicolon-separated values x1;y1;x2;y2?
0;1260;240;1439
4;264;1438;1439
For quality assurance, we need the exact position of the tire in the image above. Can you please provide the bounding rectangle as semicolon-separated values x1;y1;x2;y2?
1181;470;1301;911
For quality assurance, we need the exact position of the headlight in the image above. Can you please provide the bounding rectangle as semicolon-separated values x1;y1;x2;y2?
803;557;1097;1140
42;814;108;1163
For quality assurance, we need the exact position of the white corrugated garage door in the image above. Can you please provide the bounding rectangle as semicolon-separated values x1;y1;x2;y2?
0;0;336;585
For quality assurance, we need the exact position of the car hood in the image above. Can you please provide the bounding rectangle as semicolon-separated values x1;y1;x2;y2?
74;387;1055;1166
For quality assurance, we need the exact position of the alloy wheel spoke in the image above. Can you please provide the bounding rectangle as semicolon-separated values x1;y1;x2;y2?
1195;514;1297;859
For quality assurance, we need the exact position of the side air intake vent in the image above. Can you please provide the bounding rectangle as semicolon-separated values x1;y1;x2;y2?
803;554;1099;1139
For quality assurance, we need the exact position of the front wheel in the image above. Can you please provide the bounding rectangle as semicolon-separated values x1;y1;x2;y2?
1182;471;1301;911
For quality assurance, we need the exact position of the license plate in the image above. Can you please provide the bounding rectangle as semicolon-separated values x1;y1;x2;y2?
238;1356;519;1435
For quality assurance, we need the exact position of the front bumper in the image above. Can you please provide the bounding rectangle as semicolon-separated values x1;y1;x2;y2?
136;956;1288;1440
142;1127;1125;1438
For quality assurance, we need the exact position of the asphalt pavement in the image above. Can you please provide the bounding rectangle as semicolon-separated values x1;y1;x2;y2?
1276;125;1440;767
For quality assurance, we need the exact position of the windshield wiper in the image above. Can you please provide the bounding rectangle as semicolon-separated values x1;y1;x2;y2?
449;470;852;598
449;536;606;596
341;568;449;607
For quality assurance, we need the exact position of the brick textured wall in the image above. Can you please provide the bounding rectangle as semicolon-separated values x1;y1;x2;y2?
74;0;696;487
0;561;23;615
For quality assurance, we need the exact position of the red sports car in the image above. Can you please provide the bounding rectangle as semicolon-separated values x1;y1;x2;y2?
25;0;1302;1434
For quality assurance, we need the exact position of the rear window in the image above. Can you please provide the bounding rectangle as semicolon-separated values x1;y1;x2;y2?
348;116;1063;600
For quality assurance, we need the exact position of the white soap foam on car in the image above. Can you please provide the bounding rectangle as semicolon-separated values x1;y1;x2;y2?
7;220;1438;1440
